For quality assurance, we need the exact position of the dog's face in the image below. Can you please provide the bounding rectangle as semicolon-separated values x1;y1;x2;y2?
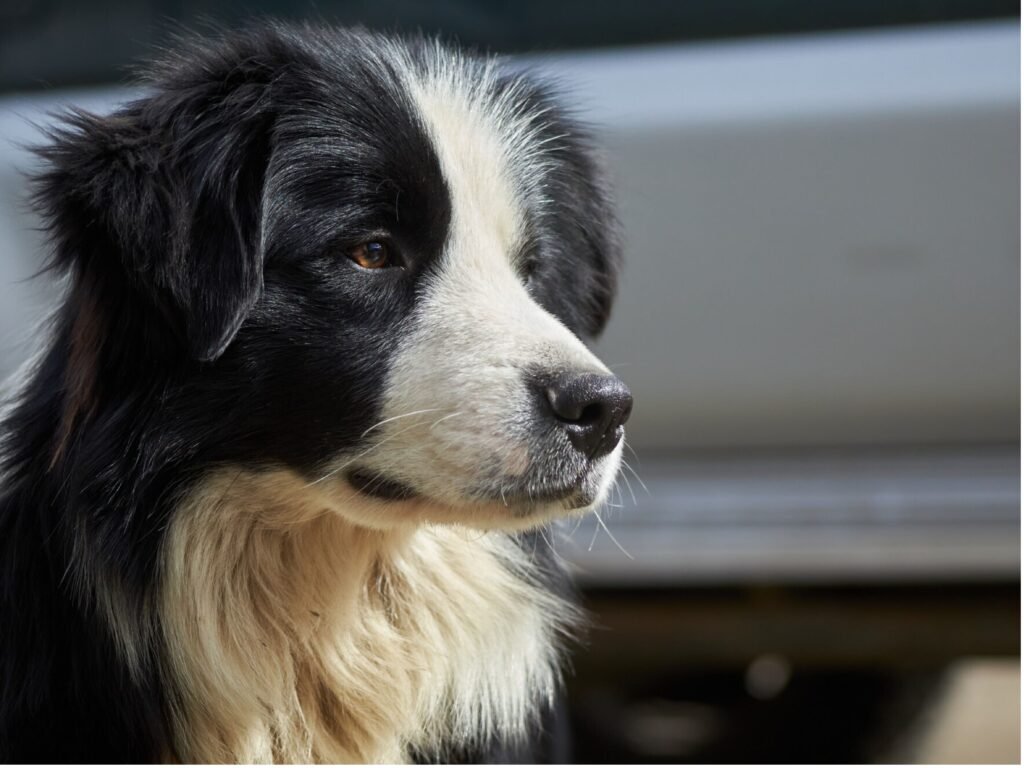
38;27;630;531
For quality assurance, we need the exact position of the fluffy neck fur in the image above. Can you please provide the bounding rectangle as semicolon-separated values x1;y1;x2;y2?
159;468;575;763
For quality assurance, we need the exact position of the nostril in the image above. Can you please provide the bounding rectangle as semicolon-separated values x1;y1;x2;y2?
546;384;607;426
546;386;581;423
578;402;604;426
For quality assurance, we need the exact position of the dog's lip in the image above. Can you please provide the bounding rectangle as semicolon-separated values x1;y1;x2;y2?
346;468;419;501
482;467;595;506
501;483;580;504
346;467;595;509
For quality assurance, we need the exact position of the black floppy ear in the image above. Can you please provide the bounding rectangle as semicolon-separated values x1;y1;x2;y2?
551;114;622;339
34;48;276;361
563;144;621;339
505;73;622;338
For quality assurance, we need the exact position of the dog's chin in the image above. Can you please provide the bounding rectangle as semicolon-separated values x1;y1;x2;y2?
335;460;617;532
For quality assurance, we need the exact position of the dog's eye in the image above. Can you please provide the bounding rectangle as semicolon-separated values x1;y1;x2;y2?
348;241;391;270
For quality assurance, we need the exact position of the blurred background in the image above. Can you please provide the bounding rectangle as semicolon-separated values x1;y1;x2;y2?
0;1;1019;763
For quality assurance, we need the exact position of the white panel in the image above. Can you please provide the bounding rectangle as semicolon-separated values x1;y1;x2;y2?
526;21;1020;448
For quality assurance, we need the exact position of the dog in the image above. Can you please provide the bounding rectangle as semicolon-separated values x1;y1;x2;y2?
0;23;630;763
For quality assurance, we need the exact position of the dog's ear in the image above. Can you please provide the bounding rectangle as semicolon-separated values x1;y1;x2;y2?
34;47;277;361
507;75;622;338
558;142;621;338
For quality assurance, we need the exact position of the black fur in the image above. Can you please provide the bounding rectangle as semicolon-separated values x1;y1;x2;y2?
0;23;618;762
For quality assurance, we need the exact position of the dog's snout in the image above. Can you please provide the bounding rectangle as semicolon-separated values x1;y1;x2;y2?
540;372;632;458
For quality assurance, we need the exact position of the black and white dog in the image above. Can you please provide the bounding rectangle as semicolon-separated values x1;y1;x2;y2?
0;23;630;763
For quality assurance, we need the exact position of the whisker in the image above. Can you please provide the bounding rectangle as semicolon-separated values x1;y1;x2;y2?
428;411;462;430
303;443;382;489
304;419;428;488
538;526;555;553
623;439;642;464
594;509;634;560
359;468;392;495
587;515;601;552
360;408;442;439
621;456;650;496
538;526;573;569
620;471;637;507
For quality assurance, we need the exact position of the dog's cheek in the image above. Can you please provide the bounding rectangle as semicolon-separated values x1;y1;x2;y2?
370;315;531;500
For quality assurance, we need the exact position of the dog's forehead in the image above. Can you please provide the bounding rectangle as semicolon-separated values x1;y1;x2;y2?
400;60;547;271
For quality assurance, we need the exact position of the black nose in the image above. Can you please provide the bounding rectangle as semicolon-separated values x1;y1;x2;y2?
542;372;633;459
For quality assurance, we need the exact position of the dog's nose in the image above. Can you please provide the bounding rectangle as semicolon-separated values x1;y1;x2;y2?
542;372;633;458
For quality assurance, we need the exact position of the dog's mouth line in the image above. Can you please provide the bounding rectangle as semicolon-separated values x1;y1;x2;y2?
346;468;419;501
346;465;595;508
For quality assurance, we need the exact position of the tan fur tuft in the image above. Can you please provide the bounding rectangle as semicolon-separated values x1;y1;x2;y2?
159;468;577;763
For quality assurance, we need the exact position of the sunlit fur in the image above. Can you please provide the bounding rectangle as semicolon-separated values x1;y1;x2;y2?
0;23;622;763
161;469;577;762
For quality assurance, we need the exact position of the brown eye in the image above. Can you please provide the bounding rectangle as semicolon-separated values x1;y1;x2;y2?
348;241;391;270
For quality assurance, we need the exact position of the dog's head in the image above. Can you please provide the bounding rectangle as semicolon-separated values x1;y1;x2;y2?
35;25;630;531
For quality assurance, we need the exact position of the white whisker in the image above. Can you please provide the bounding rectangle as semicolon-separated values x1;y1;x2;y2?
620;471;637;507
587;515;601;552
304;419;430;488
623;439;642;464
538;526;555;554
539;527;573;569
359;408;442;439
594;509;634;560
428;411;463;430
621;457;649;496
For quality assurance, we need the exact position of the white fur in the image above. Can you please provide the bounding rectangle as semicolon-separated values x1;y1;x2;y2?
160;468;577;763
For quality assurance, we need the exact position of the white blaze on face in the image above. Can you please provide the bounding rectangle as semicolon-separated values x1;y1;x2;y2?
337;54;621;526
